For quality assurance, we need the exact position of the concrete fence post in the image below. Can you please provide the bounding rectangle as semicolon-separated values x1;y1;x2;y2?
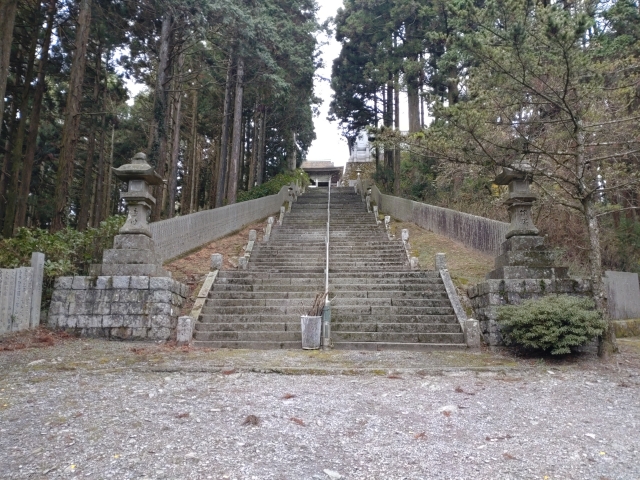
0;269;17;334
30;252;45;328
176;316;193;345
210;254;223;271
264;217;274;242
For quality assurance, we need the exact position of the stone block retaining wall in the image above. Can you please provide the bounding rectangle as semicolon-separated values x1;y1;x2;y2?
150;183;298;262
48;276;188;340
468;278;592;345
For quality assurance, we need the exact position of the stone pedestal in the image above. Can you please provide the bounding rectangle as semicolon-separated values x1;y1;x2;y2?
468;166;591;346
49;275;188;340
468;235;591;345
49;153;188;341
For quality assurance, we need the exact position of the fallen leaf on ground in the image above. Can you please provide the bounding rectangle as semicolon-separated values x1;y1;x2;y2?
242;415;260;426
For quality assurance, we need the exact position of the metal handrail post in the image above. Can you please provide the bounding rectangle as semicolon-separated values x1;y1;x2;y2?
322;181;331;349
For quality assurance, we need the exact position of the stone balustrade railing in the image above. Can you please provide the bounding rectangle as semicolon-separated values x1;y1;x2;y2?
150;183;299;263
360;180;509;255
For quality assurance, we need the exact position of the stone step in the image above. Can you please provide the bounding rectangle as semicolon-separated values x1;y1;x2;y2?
216;277;324;286
207;290;447;300
194;321;460;334
331;314;457;324
191;340;301;350
329;277;442;285
202;305;316;315
331;342;466;352
193;330;300;342
332;322;461;333
211;284;321;292
208;291;321;300
205;298;451;307
331;271;441;278
199;314;301;323
195;322;293;332
331;306;455;315
332;331;465;344
216;272;324;280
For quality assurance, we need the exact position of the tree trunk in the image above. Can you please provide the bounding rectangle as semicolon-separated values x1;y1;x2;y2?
583;195;617;358
91;116;106;226
394;75;401;196
51;0;91;232
167;51;184;218
77;43;102;231
384;77;394;185
0;30;25;231
92;58;109;229
14;0;56;230
407;80;420;133
248;104;260;190
150;13;172;220
215;49;234;208
103;123;115;220
3;15;40;237
576;119;617;358
240;114;249;190
226;56;244;205
183;91;198;215
256;106;267;186
0;0;18;134
447;65;459;106
287;131;297;171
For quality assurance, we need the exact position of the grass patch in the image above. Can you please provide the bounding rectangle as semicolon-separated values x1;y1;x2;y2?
387;219;494;286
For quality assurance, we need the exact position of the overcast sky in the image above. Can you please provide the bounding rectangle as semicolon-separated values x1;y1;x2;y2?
305;0;349;165
306;0;409;166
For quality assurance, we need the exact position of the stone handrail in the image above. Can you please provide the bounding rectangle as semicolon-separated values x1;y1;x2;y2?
150;183;300;263
362;180;509;255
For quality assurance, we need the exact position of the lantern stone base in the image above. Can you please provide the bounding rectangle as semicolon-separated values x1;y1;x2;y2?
468;235;592;346
89;234;171;278
468;277;592;346
48;275;188;341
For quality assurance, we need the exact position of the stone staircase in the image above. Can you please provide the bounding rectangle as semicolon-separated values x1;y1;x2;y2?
192;187;466;350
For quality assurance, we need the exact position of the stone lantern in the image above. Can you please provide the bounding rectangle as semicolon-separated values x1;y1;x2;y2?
494;164;539;238
95;152;170;277
113;152;164;237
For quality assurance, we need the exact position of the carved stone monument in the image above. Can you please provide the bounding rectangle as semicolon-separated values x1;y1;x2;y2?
49;153;188;341
468;166;591;346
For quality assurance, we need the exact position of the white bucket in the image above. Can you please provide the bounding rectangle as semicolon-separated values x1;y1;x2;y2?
300;315;322;350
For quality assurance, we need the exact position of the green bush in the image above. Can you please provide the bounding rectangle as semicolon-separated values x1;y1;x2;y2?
497;295;606;355
0;216;125;307
237;170;310;203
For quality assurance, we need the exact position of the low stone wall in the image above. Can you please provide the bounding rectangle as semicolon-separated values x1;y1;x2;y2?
150;184;297;262
363;182;509;255
48;276;188;340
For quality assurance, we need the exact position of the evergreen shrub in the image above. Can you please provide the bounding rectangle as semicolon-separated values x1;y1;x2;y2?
497;295;606;355
0;216;125;307
237;170;310;203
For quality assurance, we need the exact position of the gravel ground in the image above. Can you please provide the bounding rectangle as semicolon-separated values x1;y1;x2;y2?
1;334;639;480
